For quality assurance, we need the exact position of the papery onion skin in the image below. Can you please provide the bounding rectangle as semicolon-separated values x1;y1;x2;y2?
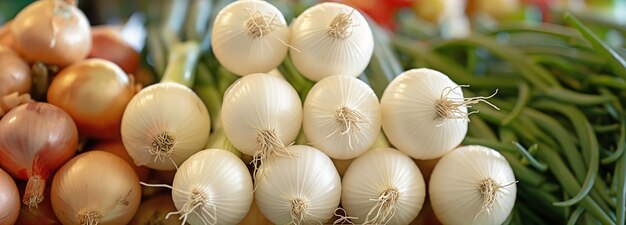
211;0;289;76
121;82;210;170
255;145;341;224
381;68;468;160
0;45;31;97
88;26;140;74
0;168;19;225
221;73;301;156
0;22;15;49
90;140;150;181
289;2;374;81
48;58;134;140
11;0;91;66
303;75;381;160
429;145;516;225
0;102;78;208
341;147;426;224
129;195;178;225
171;149;253;225
51;151;141;225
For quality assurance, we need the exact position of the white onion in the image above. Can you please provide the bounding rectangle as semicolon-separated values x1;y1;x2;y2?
429;145;517;225
121;82;210;170
255;145;341;224
341;147;426;224
289;2;374;81
51;151;141;225
146;149;254;225
381;68;496;160
303;75;381;160
211;0;289;76
221;73;301;178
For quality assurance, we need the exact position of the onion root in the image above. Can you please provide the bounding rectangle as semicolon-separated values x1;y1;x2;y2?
364;188;399;224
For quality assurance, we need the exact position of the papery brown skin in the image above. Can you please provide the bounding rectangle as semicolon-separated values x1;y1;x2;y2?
0;169;20;225
11;0;91;66
47;58;134;140
89;25;140;74
0;45;31;97
15;181;61;225
91;140;150;181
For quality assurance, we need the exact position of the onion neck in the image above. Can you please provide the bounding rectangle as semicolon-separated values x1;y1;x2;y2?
23;176;45;208
160;41;201;88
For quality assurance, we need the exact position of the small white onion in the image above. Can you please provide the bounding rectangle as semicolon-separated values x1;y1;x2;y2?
303;75;381;160
121;82;210;170
163;149;253;225
255;145;341;224
341;147;426;224
429;145;517;225
211;0;289;76
382;68;475;160
221;73;301;176
289;2;374;81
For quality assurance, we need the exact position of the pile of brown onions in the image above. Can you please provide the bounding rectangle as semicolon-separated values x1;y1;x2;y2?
0;102;78;208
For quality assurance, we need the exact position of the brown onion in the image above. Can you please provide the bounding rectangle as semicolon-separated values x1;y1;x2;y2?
48;58;134;139
0;22;15;49
129;195;178;225
0;168;19;225
11;0;91;66
51;151;141;225
88;26;140;74
0;46;32;116
90;140;150;181
0;102;78;208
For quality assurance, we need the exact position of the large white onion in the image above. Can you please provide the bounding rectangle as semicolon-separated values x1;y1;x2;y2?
341;147;426;224
429;145;516;225
303;75;381;160
255;145;341;224
221;73;301;177
163;149;253;225
121;82;210;170
211;0;289;76
51;151;141;225
289;2;374;81
381;68;480;160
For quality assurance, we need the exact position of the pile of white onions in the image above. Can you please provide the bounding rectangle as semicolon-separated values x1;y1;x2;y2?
143;149;253;225
429;145;517;225
303;75;381;160
121;82;210;170
255;145;341;224
221;73;301;179
341;147;426;224
51;151;141;225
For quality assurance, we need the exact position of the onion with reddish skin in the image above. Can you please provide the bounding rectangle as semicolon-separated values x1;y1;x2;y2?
11;0;91;66
129;195;178;225
48;59;134;139
91;140;150;181
0;102;78;208
51;151;141;225
0;168;19;225
88;26;140;74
